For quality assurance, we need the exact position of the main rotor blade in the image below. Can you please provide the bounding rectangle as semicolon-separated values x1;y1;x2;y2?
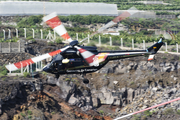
43;12;73;42
74;46;110;66
80;7;139;43
5;46;69;71
74;46;96;66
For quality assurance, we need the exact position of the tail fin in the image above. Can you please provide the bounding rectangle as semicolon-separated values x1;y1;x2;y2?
147;38;164;54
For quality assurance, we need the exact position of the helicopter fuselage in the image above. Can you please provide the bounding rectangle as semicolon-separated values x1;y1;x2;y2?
43;46;149;75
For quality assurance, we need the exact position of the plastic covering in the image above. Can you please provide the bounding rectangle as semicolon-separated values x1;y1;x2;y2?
118;10;156;19
0;1;117;16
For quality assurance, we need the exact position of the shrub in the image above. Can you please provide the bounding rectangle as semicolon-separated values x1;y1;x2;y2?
23;72;30;77
28;115;32;119
28;110;32;115
2;78;6;81
130;81;134;85
106;46;120;50
48;41;54;46
13;77;18;80
42;71;47;75
0;66;8;76
26;36;33;40
20;113;26;117
12;69;21;73
1;70;7;76
65;78;71;81
86;42;96;47
132;115;140;120
163;108;174;115
99;110;104;115
162;56;166;59
51;111;56;115
31;39;36;43
55;37;63;44
144;110;152;116
176;109;180;115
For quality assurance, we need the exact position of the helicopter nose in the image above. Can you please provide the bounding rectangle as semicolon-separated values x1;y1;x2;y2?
42;65;51;72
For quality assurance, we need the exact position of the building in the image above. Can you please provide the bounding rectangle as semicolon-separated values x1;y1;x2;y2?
103;31;120;36
0;1;118;16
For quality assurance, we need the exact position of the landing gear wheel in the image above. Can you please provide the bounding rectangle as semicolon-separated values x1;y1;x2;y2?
83;79;89;84
55;74;60;79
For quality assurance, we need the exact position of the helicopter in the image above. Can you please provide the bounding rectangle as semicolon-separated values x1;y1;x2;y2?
5;12;164;84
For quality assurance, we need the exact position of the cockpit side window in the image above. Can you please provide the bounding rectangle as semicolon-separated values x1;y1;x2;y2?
53;54;64;62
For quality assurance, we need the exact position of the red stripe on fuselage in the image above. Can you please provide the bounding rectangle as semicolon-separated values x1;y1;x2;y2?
49;49;62;56
46;16;62;29
14;59;34;69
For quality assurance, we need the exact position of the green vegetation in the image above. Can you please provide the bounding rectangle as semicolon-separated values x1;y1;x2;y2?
20;113;26;117
156;12;180;17
65;78;71;81
176;109;180;115
17;15;43;28
26;36;34;40
0;66;8;76
42;71;47;75
163;108;174;115
106;46;120;50
26;36;36;43
16;14;113;28
28;115;32;119
51;111;56;115
28;110;32;115
1;7;180;47
86;42;96;47
2;78;6;81
99;110;104;115
0;38;19;43
144;110;153;117
162;56;166;59
59;15;114;25
12;69;21;73
23;72;30;77
132;114;140;120
13;77;18;80
67;27;89;32
55;37;63;44
130;81;134;85
47;41;55;46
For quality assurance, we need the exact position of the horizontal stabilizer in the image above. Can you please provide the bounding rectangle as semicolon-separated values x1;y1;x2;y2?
148;55;154;61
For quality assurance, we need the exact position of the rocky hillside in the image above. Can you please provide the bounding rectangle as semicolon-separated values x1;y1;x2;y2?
1;42;180;120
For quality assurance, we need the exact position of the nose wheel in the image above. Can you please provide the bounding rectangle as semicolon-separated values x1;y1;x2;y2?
55;74;60;79
83;78;89;84
80;73;89;84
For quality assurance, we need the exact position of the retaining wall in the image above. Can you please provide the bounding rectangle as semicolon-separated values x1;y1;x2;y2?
0;40;25;53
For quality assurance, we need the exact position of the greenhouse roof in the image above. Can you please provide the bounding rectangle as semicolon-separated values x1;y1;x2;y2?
0;1;118;16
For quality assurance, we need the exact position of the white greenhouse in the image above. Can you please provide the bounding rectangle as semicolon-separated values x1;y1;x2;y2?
0;1;118;16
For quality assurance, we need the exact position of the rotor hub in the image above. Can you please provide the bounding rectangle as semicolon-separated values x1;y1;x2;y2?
70;40;79;47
